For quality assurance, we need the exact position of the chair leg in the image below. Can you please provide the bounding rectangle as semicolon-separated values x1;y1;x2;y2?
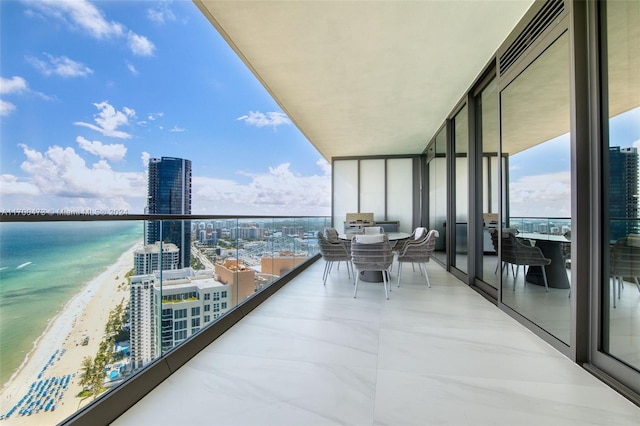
397;262;403;287
420;263;431;288
617;277;625;302
353;273;360;298
323;261;330;285
635;277;640;293
541;266;549;292
382;269;389;300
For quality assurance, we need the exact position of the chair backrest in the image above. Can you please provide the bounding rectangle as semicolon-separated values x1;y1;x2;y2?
414;227;427;240
478;229;553;268
501;232;550;266
353;234;385;244
610;235;640;276
317;231;350;261
324;227;339;242
350;234;392;271
398;229;438;261
364;226;383;235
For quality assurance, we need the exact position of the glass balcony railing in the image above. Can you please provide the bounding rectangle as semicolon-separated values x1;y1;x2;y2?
0;215;329;423
507;216;572;237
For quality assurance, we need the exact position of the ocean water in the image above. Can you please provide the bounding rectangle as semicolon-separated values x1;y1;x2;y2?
0;221;142;386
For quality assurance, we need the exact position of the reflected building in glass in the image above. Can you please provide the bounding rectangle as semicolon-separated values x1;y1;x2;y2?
609;147;639;241
146;157;192;268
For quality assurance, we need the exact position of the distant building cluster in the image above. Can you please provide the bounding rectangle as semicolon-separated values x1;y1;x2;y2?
129;268;231;369
127;156;318;372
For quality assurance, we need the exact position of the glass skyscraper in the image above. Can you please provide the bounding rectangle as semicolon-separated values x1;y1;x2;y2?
609;147;639;241
146;157;192;268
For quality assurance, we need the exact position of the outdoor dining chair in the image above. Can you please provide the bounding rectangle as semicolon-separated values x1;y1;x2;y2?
351;234;393;299
396;229;438;287
317;231;353;285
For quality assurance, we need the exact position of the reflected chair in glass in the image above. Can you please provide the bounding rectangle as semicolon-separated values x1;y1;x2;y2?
489;228;517;276
317;231;353;285
396;229;438;287
492;228;551;292
351;234;393;299
610;234;640;308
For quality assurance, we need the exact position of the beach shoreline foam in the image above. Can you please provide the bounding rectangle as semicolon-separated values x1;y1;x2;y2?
0;242;142;425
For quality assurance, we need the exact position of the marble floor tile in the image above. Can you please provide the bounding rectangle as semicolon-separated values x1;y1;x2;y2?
114;260;640;426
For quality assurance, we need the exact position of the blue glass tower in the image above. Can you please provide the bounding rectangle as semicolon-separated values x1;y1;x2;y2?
146;157;192;268
609;147;639;241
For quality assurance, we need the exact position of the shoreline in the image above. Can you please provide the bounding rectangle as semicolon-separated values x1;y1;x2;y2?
0;242;142;425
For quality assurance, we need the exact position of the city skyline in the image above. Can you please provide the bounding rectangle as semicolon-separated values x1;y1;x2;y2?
0;0;331;216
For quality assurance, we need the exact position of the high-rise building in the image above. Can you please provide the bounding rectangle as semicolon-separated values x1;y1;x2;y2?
129;268;231;369
609;147;639;241
133;242;180;275
146;157;192;268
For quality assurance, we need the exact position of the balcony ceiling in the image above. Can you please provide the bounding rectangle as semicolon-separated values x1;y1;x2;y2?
195;0;534;160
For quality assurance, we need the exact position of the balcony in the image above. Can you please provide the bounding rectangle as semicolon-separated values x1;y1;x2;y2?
79;251;639;424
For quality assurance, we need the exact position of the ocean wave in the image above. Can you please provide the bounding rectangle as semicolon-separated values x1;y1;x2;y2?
17;262;32;269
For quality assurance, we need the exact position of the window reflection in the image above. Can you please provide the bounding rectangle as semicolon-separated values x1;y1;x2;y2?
477;78;501;289
500;31;572;344
428;128;447;263
603;0;640;372
454;106;469;273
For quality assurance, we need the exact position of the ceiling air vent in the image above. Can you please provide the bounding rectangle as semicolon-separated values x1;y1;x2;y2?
498;0;565;76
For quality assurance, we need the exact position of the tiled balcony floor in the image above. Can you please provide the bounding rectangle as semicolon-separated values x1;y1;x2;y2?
114;259;640;425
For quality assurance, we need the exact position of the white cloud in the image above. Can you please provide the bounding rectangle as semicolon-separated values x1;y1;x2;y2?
147;112;163;121
632;139;640;150
141;152;151;168
16;143;145;201
76;136;127;161
0;174;40;195
193;162;331;215
317;158;331;175
26;53;93;78
147;3;176;25
25;1;155;58
170;126;185;132
0;76;28;94
0;99;16;116
74;101;136;139
126;62;139;75
127;31;156;57
25;0;125;39
509;171;571;217
237;111;291;129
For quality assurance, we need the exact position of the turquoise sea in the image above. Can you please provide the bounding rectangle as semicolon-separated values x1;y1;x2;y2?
0;221;142;386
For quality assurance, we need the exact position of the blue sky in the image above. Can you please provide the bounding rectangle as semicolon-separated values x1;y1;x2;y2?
0;0;331;216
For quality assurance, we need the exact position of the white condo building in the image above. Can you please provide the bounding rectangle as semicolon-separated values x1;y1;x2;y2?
129;268;231;369
133;242;180;275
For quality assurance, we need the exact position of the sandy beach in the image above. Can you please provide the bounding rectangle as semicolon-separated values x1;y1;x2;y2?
0;242;142;425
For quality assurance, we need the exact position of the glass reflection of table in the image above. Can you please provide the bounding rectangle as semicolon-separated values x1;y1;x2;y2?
516;232;571;289
340;232;411;282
